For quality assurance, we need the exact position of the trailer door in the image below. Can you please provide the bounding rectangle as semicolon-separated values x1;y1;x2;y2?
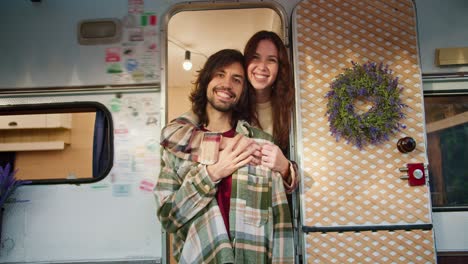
291;0;437;262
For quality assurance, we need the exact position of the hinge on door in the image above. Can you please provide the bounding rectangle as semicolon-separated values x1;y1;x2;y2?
292;191;303;263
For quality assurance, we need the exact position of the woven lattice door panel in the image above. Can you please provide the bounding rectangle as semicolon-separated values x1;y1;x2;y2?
306;230;435;263
292;0;436;262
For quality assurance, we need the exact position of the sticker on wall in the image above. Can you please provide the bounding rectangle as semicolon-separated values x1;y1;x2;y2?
122;43;137;57
112;72;133;84
132;146;148;172
123;97;141;118
107;64;123;74
106;47;121;62
145;42;157;53
115;157;131;171
90;183;110;190
145;115;158;126
131;156;138;172
109;97;123;112
125;58;139;72
114;123;130;135
114;123;130;140
141;13;157;26
131;70;145;82
128;0;144;14
113;183;131;197
129;28;144;42
139;178;156;192
143;27;158;46
145;138;158;152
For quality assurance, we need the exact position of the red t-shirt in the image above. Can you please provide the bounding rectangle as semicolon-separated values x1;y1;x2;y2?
204;127;235;234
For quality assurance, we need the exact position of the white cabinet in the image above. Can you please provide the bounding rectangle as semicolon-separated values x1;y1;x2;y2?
0;114;72;151
0;114;71;129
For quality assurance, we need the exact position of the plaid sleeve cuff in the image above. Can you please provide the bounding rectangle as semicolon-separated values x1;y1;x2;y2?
283;161;299;194
191;164;218;195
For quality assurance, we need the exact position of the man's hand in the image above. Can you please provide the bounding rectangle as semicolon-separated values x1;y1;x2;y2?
207;134;260;182
220;135;262;166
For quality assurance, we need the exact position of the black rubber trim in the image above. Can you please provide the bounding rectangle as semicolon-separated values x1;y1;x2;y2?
302;224;433;233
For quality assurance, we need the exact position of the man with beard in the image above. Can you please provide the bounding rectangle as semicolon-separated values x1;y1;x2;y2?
155;49;294;263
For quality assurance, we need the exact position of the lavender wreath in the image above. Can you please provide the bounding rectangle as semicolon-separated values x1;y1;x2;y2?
325;61;407;149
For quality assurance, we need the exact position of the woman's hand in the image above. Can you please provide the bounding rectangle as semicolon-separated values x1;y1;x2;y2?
260;143;290;181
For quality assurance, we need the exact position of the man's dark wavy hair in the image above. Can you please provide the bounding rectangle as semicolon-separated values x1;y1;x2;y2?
190;49;252;127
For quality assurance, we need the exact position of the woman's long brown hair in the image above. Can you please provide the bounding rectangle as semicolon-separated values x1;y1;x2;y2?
244;31;294;151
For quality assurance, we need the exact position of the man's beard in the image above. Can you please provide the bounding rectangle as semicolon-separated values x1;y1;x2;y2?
207;97;234;112
207;88;237;112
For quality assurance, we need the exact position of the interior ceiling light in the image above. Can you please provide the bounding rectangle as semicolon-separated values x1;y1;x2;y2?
182;50;192;71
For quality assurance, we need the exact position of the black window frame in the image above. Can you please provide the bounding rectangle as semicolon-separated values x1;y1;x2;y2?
0;101;114;185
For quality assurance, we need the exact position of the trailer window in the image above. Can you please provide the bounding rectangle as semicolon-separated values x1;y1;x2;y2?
0;102;113;184
425;94;468;209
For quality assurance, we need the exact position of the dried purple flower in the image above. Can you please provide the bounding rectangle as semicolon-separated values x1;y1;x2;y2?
0;163;30;208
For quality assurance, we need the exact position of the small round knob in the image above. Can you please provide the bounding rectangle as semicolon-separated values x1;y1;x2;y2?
413;169;424;179
397;137;416;153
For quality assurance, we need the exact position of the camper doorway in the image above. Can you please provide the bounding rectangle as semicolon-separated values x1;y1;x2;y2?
163;3;290;264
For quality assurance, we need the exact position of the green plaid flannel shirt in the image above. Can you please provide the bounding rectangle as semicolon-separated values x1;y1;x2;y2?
155;120;295;263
